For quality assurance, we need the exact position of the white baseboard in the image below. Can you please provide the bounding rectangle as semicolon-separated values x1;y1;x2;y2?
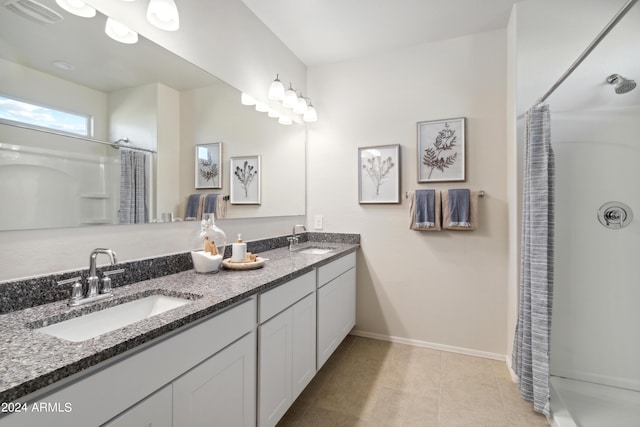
350;329;507;362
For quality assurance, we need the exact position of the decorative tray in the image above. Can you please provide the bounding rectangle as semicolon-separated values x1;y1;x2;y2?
222;257;266;270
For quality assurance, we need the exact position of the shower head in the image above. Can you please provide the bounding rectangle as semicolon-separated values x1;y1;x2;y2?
111;137;130;149
606;74;637;94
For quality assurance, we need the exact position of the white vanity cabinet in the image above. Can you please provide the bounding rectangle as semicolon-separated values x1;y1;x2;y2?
173;332;256;427
258;271;316;427
102;385;172;427
1;298;256;427
317;252;356;369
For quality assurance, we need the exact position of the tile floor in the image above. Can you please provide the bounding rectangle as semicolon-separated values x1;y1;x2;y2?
277;335;548;427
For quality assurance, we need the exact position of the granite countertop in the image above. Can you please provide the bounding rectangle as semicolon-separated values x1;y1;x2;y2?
0;241;358;404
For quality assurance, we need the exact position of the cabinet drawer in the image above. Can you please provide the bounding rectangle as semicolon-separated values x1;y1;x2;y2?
259;271;315;324
317;252;356;288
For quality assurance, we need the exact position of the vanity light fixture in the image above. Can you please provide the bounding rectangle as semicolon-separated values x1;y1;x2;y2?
283;83;298;109
146;0;180;31
303;100;318;123
105;17;139;44
268;74;285;101
55;0;96;18
293;91;308;115
241;93;257;106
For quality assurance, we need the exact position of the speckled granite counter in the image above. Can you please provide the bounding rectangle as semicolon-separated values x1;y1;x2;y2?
0;239;358;404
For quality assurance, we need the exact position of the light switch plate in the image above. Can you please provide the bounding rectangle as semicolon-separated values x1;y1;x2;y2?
314;215;323;230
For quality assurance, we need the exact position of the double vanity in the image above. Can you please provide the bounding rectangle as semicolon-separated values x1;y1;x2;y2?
0;233;358;427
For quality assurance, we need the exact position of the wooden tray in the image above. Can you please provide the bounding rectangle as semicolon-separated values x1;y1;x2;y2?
222;257;266;270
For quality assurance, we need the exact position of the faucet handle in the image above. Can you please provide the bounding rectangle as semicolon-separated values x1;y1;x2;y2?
58;276;83;305
101;269;125;295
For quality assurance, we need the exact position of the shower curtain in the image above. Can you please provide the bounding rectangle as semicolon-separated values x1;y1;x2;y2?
119;150;148;224
513;104;555;415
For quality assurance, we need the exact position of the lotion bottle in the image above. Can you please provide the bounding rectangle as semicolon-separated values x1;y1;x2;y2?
232;234;247;262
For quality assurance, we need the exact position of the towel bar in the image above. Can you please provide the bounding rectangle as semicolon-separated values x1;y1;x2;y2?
405;190;485;199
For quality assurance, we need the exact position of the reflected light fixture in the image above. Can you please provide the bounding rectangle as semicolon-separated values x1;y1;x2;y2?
267;108;280;118
303;100;317;123
283;83;298;109
255;102;269;113
55;0;96;18
105;17;138;44
241;93;257;106
268;74;285;101
147;0;180;31
278;116;292;125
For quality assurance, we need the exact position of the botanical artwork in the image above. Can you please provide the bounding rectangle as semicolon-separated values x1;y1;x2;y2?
417;118;465;182
358;145;401;204
230;156;261;204
195;143;222;189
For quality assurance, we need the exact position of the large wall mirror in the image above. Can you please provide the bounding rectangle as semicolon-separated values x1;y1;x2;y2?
0;0;305;231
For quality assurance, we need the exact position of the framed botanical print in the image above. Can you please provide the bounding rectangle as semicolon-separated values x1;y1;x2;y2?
417;117;465;182
195;143;222;189
358;144;401;204
230;155;261;204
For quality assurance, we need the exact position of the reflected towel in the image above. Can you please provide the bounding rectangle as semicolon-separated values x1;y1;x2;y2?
185;194;201;220
409;190;441;231
416;189;436;227
203;194;218;216
442;190;479;231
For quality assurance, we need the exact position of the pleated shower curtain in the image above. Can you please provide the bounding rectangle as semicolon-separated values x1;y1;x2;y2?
513;104;555;415
119;150;148;224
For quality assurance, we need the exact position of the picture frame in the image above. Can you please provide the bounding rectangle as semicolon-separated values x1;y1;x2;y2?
358;144;401;204
230;155;261;205
417;117;465;182
195;143;222;189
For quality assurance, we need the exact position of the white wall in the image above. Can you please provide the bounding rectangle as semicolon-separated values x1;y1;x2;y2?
307;30;508;355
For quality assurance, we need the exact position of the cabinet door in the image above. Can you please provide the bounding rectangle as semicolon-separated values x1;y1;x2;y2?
173;332;256;427
258;308;292;427
317;268;356;369
292;292;316;399
102;385;172;427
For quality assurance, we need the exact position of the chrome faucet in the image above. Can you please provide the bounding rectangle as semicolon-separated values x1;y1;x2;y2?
288;224;306;250
67;248;120;306
87;248;118;297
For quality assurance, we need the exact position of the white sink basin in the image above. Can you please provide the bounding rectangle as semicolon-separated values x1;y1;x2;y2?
297;246;335;255
36;295;191;342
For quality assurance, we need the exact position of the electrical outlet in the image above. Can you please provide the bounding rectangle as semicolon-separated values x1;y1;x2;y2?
314;214;323;230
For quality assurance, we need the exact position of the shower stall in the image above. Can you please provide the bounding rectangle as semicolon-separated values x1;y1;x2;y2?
535;1;640;425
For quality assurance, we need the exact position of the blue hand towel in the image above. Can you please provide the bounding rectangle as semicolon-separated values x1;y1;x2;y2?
448;189;470;227
203;194;218;216
415;189;436;228
185;194;201;219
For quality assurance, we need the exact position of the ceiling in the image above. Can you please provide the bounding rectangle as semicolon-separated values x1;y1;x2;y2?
241;0;524;66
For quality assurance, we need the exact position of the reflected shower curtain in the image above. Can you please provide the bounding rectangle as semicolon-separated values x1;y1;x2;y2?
119;150;148;224
513;104;554;415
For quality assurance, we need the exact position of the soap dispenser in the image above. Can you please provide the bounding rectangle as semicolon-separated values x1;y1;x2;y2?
232;234;247;262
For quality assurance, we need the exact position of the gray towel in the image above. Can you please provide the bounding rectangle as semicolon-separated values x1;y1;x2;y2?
203;194;218;216
448;189;470;227
185;194;201;219
415;189;436;228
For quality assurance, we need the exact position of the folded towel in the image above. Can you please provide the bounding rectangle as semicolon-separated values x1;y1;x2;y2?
442;189;479;231
216;195;228;219
448;189;470;227
409;190;442;231
416;189;436;227
203;194;218;216
185;194;201;220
